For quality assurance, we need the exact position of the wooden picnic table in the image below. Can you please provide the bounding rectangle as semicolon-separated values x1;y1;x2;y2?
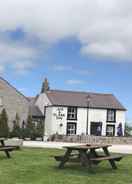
0;138;17;158
54;144;123;170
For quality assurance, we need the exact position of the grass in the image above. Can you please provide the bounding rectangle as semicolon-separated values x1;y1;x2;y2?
0;148;132;184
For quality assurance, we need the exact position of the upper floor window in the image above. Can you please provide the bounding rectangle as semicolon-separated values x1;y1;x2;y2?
107;109;116;122
67;107;77;120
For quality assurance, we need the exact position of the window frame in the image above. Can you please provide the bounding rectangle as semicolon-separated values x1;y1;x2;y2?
107;109;116;122
67;106;77;120
106;124;115;136
67;122;77;135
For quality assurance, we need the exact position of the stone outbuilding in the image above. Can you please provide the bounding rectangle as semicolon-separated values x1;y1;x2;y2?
0;77;29;130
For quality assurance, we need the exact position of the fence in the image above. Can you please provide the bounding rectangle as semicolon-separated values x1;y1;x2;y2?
52;135;132;144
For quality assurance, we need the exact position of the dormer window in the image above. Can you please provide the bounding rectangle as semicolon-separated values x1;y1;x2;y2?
107;109;116;122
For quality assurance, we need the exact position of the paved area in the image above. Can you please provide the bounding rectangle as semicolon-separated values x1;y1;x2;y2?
23;141;132;154
23;141;82;149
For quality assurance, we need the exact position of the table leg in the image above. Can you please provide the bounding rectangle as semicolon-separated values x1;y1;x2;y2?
79;150;92;169
89;148;101;165
4;150;11;159
103;147;117;169
90;148;98;158
59;149;72;169
1;140;5;147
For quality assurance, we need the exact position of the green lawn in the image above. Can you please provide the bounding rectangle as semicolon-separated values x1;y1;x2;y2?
0;148;132;184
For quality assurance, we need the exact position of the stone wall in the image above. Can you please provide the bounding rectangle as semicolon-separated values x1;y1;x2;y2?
53;135;132;144
0;78;29;130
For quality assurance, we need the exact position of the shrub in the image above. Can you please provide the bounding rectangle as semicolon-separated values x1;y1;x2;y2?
125;123;132;136
0;109;9;138
25;114;35;140
10;113;21;138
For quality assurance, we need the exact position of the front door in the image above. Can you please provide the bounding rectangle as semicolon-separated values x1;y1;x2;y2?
90;122;102;136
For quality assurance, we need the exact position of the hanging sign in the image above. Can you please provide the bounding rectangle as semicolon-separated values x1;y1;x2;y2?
53;107;65;120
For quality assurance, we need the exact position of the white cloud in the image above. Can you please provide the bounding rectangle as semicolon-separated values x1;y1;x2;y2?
0;65;5;74
52;65;92;75
66;79;86;85
0;0;132;65
52;65;72;72
81;41;130;59
0;39;40;74
75;69;91;76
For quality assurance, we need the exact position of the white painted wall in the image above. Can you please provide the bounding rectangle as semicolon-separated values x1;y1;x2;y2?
51;106;67;135
115;110;125;136
88;109;107;136
44;107;52;136
43;106;126;137
35;93;51;114
76;108;87;135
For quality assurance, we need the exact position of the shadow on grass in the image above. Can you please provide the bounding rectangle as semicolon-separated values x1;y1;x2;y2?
52;159;130;177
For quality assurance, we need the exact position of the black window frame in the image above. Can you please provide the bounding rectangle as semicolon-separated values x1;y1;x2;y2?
106;124;115;136
107;109;116;122
67;122;77;135
67;106;77;120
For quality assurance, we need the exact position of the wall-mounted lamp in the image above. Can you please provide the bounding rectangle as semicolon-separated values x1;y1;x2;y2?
59;123;63;127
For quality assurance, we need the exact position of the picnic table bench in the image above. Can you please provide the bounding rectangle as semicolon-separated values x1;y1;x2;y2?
54;144;123;170
0;138;18;158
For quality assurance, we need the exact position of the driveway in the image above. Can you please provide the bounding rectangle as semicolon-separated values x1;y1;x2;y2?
23;141;132;154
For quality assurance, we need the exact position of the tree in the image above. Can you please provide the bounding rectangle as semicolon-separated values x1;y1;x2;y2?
125;123;132;136
27;114;33;129
35;121;44;138
0;109;9;138
26;114;35;139
11;113;21;138
41;78;50;93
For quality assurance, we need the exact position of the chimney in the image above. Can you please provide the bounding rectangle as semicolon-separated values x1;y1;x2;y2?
41;78;50;93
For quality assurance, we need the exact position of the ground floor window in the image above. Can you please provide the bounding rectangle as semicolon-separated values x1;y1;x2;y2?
106;125;115;136
90;122;102;136
67;122;77;135
32;117;43;127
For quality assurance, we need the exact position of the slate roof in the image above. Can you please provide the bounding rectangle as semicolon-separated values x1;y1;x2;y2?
46;90;126;110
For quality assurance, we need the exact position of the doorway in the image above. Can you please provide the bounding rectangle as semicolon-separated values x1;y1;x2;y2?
90;122;102;136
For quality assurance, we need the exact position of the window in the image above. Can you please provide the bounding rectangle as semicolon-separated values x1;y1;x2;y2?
106;125;115;136
90;122;102;136
107;109;116;122
67;107;77;120
67;123;76;135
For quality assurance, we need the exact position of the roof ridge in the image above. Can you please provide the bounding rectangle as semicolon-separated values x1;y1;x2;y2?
47;89;113;96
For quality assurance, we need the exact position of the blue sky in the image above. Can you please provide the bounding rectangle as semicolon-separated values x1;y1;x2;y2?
0;0;132;123
2;34;132;122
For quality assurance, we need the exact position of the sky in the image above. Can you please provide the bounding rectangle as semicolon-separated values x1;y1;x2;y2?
0;0;132;123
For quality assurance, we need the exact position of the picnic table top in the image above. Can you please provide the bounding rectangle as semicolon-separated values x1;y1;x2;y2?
63;144;111;150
